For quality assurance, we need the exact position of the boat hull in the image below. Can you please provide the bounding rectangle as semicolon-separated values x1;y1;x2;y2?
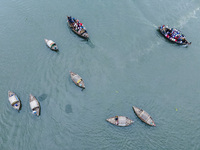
70;71;85;89
158;25;191;45
133;106;155;126
67;16;89;39
29;94;40;116
8;91;21;111
44;39;58;51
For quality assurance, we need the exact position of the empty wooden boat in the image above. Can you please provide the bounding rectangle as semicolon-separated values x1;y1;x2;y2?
106;116;134;127
133;106;156;126
44;39;58;51
67;16;89;39
8;91;21;111
70;71;85;89
29;94;40;116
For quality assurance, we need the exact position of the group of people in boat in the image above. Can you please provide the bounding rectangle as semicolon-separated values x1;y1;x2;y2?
161;25;186;43
68;16;87;34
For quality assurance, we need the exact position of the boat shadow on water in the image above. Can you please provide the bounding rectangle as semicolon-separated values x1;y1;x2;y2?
85;38;95;48
69;32;95;48
18;104;22;112
38;94;47;102
15;103;22;113
65;104;73;114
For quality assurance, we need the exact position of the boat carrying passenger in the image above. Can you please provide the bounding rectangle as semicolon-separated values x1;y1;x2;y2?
67;16;89;39
159;25;191;45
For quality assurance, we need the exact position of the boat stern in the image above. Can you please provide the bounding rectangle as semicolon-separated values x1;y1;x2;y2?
13;101;21;110
83;33;89;39
32;107;40;116
51;45;58;51
78;81;85;89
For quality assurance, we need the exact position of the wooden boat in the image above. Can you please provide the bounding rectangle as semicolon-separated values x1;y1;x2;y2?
70;71;85;89
8;91;21;111
106;116;134;127
29;94;40;116
67;16;89;39
44;39;58;51
132;106;156;126
159;25;191;45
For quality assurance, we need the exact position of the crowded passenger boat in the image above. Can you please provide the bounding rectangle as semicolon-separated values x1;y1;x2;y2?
159;25;191;45
67;16;89;39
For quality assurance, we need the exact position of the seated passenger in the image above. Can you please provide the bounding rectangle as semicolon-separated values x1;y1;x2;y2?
166;28;170;33
69;16;74;23
76;19;79;24
76;27;80;32
78;27;82;33
175;35;181;41
74;23;78;29
181;37;186;42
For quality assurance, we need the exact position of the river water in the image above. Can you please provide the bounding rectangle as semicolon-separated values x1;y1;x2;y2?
0;0;200;149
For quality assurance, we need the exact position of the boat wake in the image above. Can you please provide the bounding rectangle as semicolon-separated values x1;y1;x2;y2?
135;16;158;29
181;44;190;48
178;7;200;28
86;39;95;48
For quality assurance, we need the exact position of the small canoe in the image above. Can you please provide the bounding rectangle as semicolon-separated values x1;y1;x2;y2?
159;25;191;45
29;94;40;116
132;106;156;126
106;116;134;127
8;91;21;111
67;16;89;39
44;39;58;51
70;71;85;89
